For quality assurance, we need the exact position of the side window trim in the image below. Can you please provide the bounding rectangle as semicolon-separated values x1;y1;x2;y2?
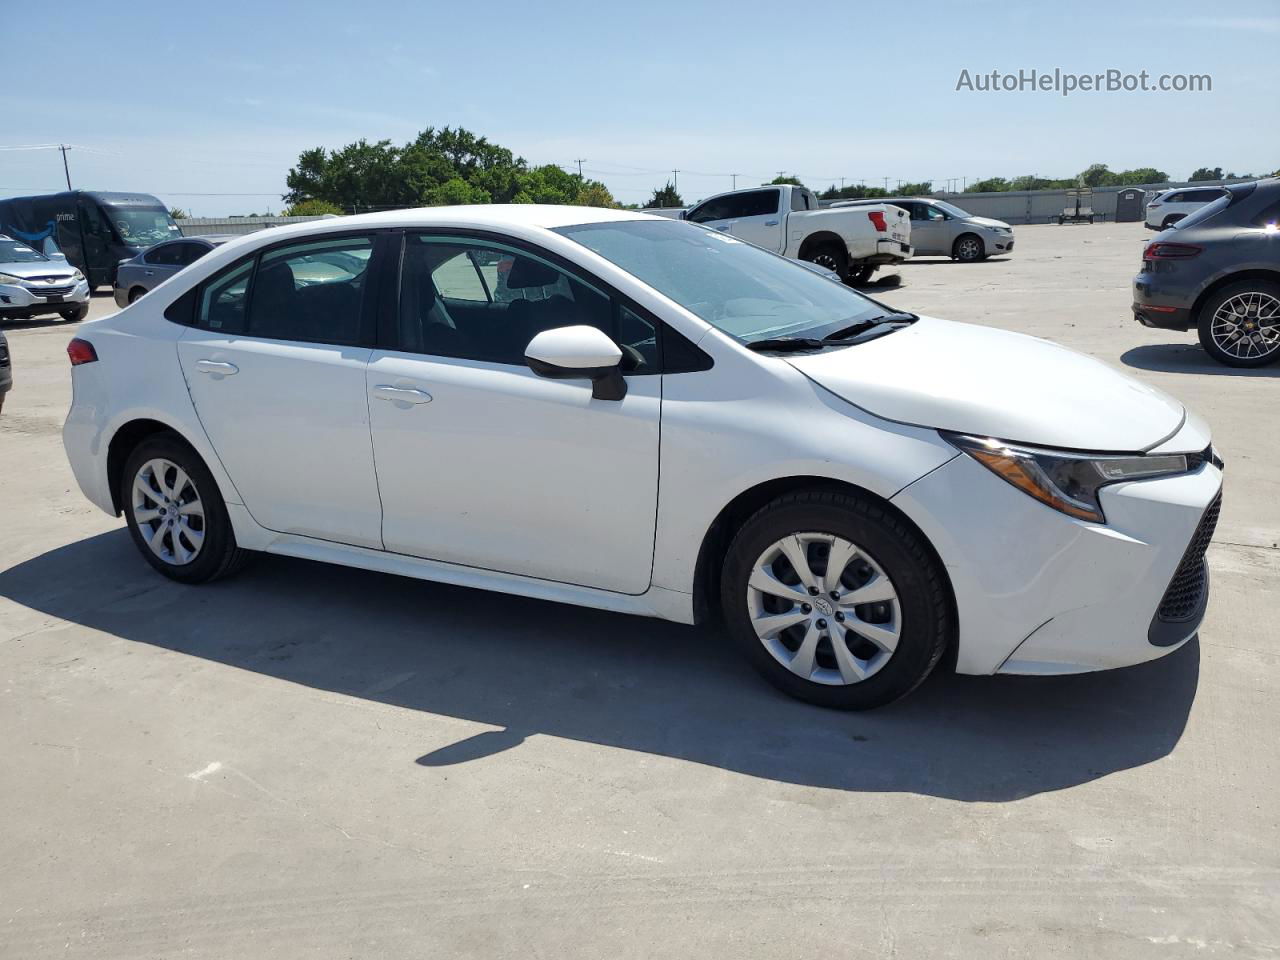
391;227;711;375
189;229;385;347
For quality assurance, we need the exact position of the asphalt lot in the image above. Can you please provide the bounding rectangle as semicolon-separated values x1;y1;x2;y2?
1;222;1277;958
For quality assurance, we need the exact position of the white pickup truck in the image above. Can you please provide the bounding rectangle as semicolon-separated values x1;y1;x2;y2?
681;184;912;284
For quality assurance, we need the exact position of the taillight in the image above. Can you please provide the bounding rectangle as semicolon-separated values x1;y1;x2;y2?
1144;242;1202;261
867;211;888;232
67;338;98;365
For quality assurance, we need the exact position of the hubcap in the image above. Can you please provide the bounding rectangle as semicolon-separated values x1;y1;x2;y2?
131;458;205;566
1211;291;1280;360
747;532;901;686
958;238;980;259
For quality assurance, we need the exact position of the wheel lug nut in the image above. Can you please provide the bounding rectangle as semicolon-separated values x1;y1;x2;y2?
835;612;845;622
807;586;819;596
816;619;827;629
830;591;840;600
801;603;812;613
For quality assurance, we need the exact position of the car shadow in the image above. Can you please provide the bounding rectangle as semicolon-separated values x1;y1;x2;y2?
1121;343;1280;378
0;529;1200;802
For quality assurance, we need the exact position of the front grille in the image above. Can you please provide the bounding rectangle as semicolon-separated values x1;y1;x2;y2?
36;285;74;297
1157;493;1221;623
24;274;73;283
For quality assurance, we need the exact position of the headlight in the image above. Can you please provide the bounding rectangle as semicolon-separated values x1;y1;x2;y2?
73;269;84;281
943;432;1190;524
0;273;20;284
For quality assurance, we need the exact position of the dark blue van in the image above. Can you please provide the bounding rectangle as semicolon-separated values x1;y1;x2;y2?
0;190;180;290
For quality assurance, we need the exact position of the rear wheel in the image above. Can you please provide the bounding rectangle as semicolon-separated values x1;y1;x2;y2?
121;433;251;584
801;242;849;282
1197;280;1280;367
720;490;951;710
952;234;985;262
128;287;145;304
1161;215;1184;229
850;265;876;285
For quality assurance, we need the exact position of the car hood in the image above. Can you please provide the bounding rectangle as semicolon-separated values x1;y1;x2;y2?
0;260;77;280
786;316;1184;451
965;216;1011;230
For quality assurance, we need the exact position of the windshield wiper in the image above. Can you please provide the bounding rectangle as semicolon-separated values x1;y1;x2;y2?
822;311;916;341
745;337;829;352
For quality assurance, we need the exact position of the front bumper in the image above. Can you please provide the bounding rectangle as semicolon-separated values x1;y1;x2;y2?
990;233;1014;254
0;278;90;317
893;444;1223;676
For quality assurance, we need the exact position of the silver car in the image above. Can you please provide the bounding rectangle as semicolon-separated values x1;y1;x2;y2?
0;234;91;322
834;198;1015;262
113;235;234;307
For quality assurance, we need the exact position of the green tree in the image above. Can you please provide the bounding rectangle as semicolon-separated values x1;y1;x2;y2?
896;181;933;195
281;198;344;217
1079;163;1113;187
646;182;684;208
1188;166;1223;182
769;175;804;186
818;184;888;200
575;181;617;208
1113;167;1169;185
168;207;189;219
966;177;1012;193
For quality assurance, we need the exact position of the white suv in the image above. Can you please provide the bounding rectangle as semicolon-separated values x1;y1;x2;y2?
1146;186;1228;230
63;206;1222;709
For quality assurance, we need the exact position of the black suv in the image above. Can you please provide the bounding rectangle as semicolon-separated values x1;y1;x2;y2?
1133;177;1280;367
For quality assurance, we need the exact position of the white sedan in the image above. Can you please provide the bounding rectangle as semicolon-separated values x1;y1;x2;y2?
63;205;1222;709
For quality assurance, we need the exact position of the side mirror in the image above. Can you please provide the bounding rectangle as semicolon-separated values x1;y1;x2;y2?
525;325;627;401
49;251;68;261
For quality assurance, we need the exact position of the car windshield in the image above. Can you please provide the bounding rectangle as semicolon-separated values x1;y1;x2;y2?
0;237;48;263
107;207;181;246
553;219;888;343
932;200;973;219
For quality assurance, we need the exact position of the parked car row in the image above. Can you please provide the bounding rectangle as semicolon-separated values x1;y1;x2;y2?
63;206;1221;711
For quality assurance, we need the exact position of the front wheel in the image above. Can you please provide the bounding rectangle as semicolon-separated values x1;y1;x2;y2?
59;304;89;322
849;265;876;285
952;234;985;262
122;432;252;584
720;490;951;710
1197;280;1280;367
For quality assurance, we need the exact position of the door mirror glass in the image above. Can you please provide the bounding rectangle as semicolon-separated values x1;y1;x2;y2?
525;325;627;400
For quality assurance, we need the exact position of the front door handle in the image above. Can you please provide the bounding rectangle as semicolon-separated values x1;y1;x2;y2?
195;360;238;376
373;385;432;404
143;270;155;276
764;219;779;226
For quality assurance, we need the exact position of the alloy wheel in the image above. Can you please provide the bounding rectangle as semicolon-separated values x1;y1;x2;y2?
131;458;206;565
746;532;901;686
1211;291;1280;361
956;237;982;261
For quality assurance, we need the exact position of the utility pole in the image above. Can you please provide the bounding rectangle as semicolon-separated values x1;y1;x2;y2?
59;144;72;190
672;169;680;192
574;158;586;178
883;177;889;191
840;177;846;190
731;173;738;189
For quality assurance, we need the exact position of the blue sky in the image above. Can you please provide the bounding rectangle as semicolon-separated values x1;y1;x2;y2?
5;0;1277;215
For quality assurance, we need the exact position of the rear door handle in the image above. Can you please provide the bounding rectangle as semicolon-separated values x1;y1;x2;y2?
764;219;779;226
143;270;155;276
195;360;238;376
373;385;432;404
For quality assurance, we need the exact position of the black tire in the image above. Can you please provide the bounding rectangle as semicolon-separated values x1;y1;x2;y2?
1161;215;1183;229
128;287;145;304
720;490;951;710
1196;279;1280;368
121;431;252;584
849;265;876;286
801;242;849;282
952;233;985;262
59;303;89;322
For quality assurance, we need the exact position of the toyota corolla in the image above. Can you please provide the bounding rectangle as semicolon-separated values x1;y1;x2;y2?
62;206;1222;709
